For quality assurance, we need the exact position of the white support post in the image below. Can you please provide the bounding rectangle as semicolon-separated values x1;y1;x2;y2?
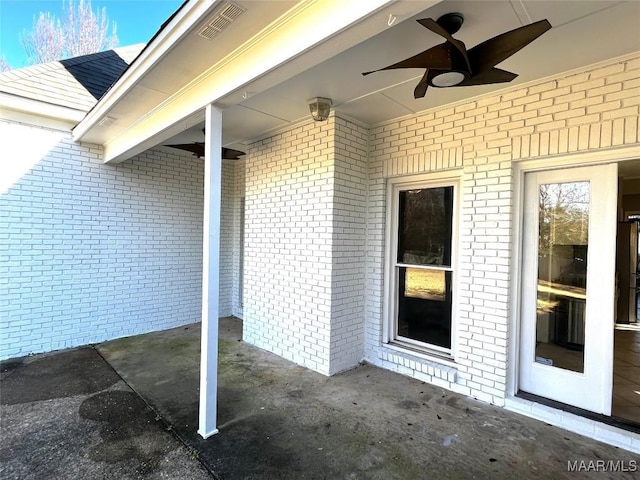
198;104;223;439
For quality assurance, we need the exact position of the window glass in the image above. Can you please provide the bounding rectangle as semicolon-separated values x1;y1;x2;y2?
535;182;589;372
392;183;455;351
397;267;452;348
397;187;453;266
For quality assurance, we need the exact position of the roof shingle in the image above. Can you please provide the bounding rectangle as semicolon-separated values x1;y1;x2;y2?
0;44;144;112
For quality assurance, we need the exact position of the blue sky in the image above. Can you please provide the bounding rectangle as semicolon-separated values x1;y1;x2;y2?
0;0;184;69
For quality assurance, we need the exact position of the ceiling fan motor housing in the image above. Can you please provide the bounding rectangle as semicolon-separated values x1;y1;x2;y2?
437;12;464;35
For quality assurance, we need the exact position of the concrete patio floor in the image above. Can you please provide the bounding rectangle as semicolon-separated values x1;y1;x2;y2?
2;317;640;479
0;345;211;479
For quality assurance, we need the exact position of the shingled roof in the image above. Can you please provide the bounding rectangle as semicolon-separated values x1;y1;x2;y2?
0;44;144;112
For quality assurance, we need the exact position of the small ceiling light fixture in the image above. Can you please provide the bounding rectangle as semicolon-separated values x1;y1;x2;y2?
307;97;333;121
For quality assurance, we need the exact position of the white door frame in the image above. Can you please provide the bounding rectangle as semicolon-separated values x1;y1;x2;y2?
508;146;640;405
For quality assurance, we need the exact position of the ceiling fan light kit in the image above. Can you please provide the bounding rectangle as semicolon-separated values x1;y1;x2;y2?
431;71;466;87
362;12;552;98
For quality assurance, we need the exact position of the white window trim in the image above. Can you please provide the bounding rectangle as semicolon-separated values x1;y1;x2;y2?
383;171;462;360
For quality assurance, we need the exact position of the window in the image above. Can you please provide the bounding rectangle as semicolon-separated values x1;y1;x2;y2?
385;176;458;355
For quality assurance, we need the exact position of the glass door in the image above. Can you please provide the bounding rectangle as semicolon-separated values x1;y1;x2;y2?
519;164;617;414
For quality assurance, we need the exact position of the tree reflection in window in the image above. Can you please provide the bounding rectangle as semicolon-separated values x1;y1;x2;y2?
536;181;589;373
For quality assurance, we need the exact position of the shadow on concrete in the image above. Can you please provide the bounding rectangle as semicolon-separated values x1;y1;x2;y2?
0;347;119;405
0;347;212;480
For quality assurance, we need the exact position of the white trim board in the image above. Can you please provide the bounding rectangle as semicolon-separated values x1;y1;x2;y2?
505;397;640;454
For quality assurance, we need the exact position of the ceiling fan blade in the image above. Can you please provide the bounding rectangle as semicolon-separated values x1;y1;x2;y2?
167;143;205;156
222;147;245;160
455;67;518;86
413;69;433;98
167;143;245;159
417;18;470;72
468;19;551;74
362;43;453;76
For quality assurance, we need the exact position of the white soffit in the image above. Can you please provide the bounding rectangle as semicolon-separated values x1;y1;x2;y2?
216;0;639;143
175;0;640;148
77;0;640;161
220;105;287;146
73;0;296;144
76;0;442;163
362;0;640;120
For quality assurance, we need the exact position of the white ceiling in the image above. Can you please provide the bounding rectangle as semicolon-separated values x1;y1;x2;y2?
161;0;639;152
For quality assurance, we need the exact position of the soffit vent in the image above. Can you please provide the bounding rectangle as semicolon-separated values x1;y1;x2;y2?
198;2;246;40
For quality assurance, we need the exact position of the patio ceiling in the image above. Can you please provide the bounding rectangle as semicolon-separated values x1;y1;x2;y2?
199;0;640;150
74;0;640;162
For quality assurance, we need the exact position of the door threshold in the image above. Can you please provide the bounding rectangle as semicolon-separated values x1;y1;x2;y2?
615;323;640;331
505;395;640;453
517;391;640;434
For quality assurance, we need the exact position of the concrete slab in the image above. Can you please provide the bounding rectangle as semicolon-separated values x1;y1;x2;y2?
98;318;640;480
0;347;211;480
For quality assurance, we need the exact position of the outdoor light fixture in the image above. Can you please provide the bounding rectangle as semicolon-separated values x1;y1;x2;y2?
307;97;332;121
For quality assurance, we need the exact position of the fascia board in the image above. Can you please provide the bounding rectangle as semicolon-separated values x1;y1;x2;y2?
72;0;219;141
100;0;402;163
0;92;85;125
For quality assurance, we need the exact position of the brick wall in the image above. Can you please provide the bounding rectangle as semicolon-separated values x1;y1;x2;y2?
365;54;640;405
232;158;246;318
220;159;236;317
0;121;210;359
329;117;368;374
243;118;336;374
242;115;371;374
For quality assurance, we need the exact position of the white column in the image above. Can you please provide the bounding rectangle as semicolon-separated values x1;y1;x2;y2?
198;104;222;438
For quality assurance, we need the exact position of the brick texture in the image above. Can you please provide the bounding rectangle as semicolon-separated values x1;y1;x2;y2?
365;55;640;405
232;158;246;318
3;54;639;409
220;159;236;317
242;115;369;375
0;121;237;359
329;117;368;374
242;119;336;374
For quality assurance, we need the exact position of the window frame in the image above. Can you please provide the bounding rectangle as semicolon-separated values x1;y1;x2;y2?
383;172;461;358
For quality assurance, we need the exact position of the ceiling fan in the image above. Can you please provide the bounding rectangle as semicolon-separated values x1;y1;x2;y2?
168;127;245;159
362;13;551;98
166;143;245;160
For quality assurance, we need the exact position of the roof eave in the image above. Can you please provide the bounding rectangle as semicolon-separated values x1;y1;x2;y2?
72;0;214;142
0;92;86;125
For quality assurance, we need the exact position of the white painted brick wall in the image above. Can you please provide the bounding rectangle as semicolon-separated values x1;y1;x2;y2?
242;115;369;375
220;159;235;317
243;118;336;374
365;55;640;405
232;158;246;318
0;120;235;360
329;116;368;374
